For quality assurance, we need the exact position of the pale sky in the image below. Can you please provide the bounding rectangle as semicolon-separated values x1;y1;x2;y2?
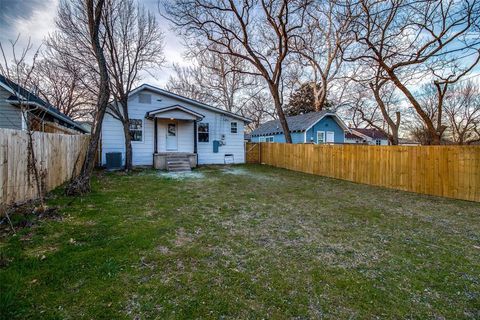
0;0;186;86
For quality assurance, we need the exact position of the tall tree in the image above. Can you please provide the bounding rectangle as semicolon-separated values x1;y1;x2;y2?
66;0;110;195
285;82;334;116
291;0;351;111
344;0;480;144
103;0;165;171
164;0;313;143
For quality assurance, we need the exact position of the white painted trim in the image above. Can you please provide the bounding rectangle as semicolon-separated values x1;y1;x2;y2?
304;113;350;134
326;131;335;143
129;118;145;144
264;136;274;142
317;131;325;144
147;105;204;119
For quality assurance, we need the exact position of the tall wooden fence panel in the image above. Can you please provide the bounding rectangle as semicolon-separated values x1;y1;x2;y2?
0;129;89;208
253;143;480;202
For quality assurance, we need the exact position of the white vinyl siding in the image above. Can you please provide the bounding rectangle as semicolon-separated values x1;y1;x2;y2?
101;89;246;166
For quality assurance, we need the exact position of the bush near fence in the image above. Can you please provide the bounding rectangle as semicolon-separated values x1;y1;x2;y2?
0;129;89;211
246;142;480;202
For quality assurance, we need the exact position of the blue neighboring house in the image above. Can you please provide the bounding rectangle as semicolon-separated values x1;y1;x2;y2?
251;111;349;144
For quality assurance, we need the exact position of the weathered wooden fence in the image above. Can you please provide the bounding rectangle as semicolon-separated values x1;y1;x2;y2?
246;142;480;202
0;129;89;209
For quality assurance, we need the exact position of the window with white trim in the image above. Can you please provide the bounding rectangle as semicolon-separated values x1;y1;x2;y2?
259;137;266;142
265;136;274;142
375;139;382;145
198;123;209;142
231;122;238;133
129;119;143;141
317;131;325;144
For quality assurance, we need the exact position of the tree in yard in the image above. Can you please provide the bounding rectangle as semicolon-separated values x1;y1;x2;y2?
0;36;47;220
163;0;313;143
291;0;352;111
285;82;335;116
65;0;110;195
32;54;96;120
166;49;256;113
444;81;480;144
103;0;165;171
344;0;480;144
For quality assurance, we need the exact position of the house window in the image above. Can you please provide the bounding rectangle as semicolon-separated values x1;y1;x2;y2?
259;137;266;142
129;119;143;141
326;131;335;143
376;139;382;145
317;131;325;144
231;122;238;133
198;123;209;142
138;93;151;104
265;136;274;142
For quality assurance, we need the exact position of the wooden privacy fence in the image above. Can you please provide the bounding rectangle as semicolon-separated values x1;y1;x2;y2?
246;142;480;202
0;129;89;209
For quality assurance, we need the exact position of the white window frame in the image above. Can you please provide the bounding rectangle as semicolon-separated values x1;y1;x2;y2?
317;131;325;144
375;139;382;145
265;136;274;143
129;118;144;143
198;122;209;143
326;131;335;143
259;136;266;142
230;121;238;134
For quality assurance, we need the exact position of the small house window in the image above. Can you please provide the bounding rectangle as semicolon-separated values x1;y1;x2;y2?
138;93;151;104
198;123;209;142
231;122;238;133
376;139;382;145
265;136;274;142
129;119;143;141
317;131;325;144
259;137;266;142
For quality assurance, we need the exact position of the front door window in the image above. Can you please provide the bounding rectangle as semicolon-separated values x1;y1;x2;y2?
166;123;177;151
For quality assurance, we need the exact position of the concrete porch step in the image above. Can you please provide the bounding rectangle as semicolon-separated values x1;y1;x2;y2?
166;155;191;172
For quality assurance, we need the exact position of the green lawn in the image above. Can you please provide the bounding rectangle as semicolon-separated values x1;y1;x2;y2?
1;165;479;319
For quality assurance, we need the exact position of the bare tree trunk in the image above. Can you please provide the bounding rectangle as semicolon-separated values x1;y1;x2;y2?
269;83;291;143
66;0;109;195
121;98;133;171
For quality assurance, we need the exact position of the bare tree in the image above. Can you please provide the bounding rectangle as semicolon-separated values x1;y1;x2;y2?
0;36;46;216
66;0;110;195
167;48;264;117
32;55;96;120
344;0;480;144
163;0;313;143
291;0;351;111
444;81;480;144
103;0;165;171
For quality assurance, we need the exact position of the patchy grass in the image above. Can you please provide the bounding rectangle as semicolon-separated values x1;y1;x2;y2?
1;165;479;319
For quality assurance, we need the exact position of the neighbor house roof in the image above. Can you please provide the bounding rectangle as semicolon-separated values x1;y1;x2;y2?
0;74;89;133
251;111;348;136
129;83;252;123
348;128;389;140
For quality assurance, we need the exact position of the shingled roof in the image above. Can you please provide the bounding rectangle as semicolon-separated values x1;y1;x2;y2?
349;128;389;140
251;111;337;136
0;74;88;133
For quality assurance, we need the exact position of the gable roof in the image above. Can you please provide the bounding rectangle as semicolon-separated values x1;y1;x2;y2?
146;105;204;120
349;128;389;140
0;74;88;133
251;111;348;136
130;83;251;123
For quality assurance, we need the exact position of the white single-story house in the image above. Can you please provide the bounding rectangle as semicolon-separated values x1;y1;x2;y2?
100;84;251;170
345;128;390;145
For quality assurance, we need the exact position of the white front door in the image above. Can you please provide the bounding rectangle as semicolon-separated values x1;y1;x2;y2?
326;131;335;143
166;123;177;151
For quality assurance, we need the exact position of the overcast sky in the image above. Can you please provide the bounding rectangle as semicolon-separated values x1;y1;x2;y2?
0;0;186;86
